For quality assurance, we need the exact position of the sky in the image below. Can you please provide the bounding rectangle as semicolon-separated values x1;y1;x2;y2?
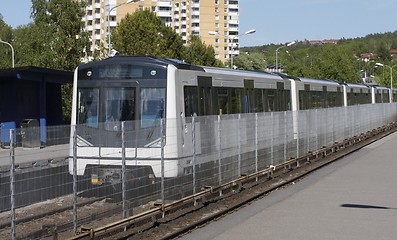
0;0;396;47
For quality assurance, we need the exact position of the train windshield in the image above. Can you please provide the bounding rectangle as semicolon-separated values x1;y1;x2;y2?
141;88;165;128
104;88;135;131
77;87;136;130
78;88;99;127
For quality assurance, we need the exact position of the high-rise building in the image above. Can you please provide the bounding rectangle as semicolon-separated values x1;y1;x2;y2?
82;0;240;63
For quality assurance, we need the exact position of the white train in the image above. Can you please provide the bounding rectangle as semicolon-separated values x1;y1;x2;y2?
69;56;396;185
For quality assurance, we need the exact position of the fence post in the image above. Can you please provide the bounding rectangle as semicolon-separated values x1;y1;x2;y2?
160;118;165;217
270;112;274;166
9;129;16;240
217;116;222;194
72;125;78;234
284;112;287;162
238;114;241;177
121;121;127;221
255;113;258;180
192;116;196;198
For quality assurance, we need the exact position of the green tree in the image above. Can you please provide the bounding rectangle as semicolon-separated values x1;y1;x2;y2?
0;14;13;69
183;35;223;67
20;0;90;122
112;10;184;59
29;0;89;70
233;51;266;70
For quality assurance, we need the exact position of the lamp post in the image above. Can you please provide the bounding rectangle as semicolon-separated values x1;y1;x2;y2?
107;0;138;57
375;62;397;102
275;41;295;72
0;39;15;68
209;29;256;69
230;29;256;69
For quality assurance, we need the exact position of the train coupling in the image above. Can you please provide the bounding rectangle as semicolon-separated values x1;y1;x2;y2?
91;174;102;185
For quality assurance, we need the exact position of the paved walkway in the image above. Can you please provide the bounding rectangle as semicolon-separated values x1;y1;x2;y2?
0;144;69;170
180;131;397;240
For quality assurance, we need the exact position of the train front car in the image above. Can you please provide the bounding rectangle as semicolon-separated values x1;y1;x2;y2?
69;56;193;185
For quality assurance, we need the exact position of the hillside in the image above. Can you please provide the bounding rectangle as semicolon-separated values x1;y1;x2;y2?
236;31;397;85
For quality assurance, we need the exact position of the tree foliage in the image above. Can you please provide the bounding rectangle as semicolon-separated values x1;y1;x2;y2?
0;15;13;68
28;0;89;70
112;10;222;67
183;36;223;67
238;31;397;85
112;10;184;59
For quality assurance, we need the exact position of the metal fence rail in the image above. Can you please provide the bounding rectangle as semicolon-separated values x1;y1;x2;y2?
0;103;396;239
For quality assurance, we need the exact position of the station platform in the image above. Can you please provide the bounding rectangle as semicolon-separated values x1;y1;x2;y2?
180;131;397;240
0;144;69;170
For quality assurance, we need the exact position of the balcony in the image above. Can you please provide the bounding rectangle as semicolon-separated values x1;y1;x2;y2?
158;1;172;7
191;26;200;32
158;11;172;17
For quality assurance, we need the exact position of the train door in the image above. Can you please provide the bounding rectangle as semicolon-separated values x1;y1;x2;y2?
197;76;216;152
243;79;254;113
198;76;213;116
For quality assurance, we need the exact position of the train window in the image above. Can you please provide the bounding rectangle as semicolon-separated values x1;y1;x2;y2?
217;88;229;115
184;86;198;117
311;91;323;108
231;88;242;113
265;89;276;112
198;87;213;116
382;90;389;102
140;88;165;128
285;90;291;110
78;88;99;128
103;88;135;131
253;89;264;112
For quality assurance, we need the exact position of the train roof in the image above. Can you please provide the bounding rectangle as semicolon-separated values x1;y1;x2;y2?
202;66;284;81
299;77;341;86
370;85;389;90
343;82;370;89
79;56;205;71
272;72;301;81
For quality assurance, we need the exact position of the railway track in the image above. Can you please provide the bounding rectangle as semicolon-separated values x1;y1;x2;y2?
0;194;123;240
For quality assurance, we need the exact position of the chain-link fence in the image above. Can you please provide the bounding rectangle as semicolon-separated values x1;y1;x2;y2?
0;103;396;239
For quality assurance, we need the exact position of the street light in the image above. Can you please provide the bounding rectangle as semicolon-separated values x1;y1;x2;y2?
209;29;256;69
375;62;397;102
0;39;15;68
230;29;256;69
107;0;139;57
275;41;295;72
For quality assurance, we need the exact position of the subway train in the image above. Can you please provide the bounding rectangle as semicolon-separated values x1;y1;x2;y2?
69;56;397;185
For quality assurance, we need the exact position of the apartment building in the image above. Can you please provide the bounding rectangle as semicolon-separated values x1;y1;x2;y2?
82;0;240;63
